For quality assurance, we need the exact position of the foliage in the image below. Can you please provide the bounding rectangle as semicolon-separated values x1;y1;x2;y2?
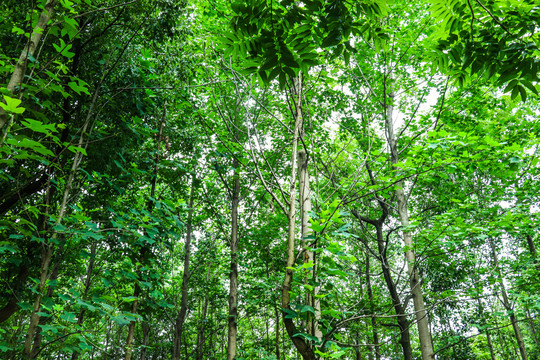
0;0;538;359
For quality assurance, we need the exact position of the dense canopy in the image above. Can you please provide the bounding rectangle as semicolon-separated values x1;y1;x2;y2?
0;0;539;359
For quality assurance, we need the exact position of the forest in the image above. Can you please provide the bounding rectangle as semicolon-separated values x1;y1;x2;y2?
0;0;539;359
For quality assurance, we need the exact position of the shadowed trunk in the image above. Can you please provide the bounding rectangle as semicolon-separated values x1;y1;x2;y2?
227;157;241;360
173;172;196;360
489;239;528;360
384;88;434;360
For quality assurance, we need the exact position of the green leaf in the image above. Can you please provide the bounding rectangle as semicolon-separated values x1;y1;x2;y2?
0;95;25;114
21;119;56;134
300;305;316;315
39;324;59;334
283;309;298;319
111;315;131;326
67;145;87;156
68;79;90;96
60;312;77;323
6;137;54;157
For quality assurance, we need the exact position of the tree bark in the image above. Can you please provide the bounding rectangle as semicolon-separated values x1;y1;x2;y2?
376;226;413;360
71;242;98;360
196;268;211;360
22;112;88;358
351;204;413;360
31;260;61;358
22;245;53;359
489;239;528;360
365;253;381;360
227;157;241;360
281;73;317;360
140;322;150;360
486;331;496;360
124;290;139;360
275;306;281;360
298;149;322;341
384;90;434;360
0;0;58;132
126;106;167;360
173;172;196;360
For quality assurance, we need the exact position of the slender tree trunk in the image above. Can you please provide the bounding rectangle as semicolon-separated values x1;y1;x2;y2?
298;149;322;341
275;307;281;360
22;245;53;359
375;225;413;360
31;260;63;358
22;116;88;358
71;242;98;360
140;323;150;360
281;74;317;360
0;0;58;132
365;253;381;360
352;207;413;360
526;309;539;346
526;234;537;258
384;91;434;360
196;268;211;360
124;286;140;360
486;331;496;360
352;162;413;360
227;157;241;360
126;107;167;360
173;172;196;360
489;239;528;360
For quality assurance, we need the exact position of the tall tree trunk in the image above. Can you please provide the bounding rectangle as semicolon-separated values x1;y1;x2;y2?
298;149;321;341
526;234;537;257
0;0;58;132
486;331;496;360
384;90;434;360
227;157;241;360
365;253;381;360
126;106;167;360
22;114;89;358
22;245;53;359
375;225;413;360
71;242;98;360
124;293;140;360
196;268;211;360
351;205;413;360
275;306;281;360
489;239;528;360
526;309;539;346
281;74;317;360
31;260;62;358
173;172;196;360
140;323;150;360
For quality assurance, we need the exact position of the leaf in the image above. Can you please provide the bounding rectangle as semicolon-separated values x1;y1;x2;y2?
53;38;75;58
67;145;87;156
68;79;90;96
284;308;298;319
60;312;77;323
21;119;56;134
111;314;131;326
278;71;287;90
300;305;316;315
519;79;537;95
0;95;25;114
39;324;59;334
6;137;54;157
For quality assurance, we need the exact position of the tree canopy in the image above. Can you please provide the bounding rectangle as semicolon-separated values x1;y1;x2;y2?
0;0;539;359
